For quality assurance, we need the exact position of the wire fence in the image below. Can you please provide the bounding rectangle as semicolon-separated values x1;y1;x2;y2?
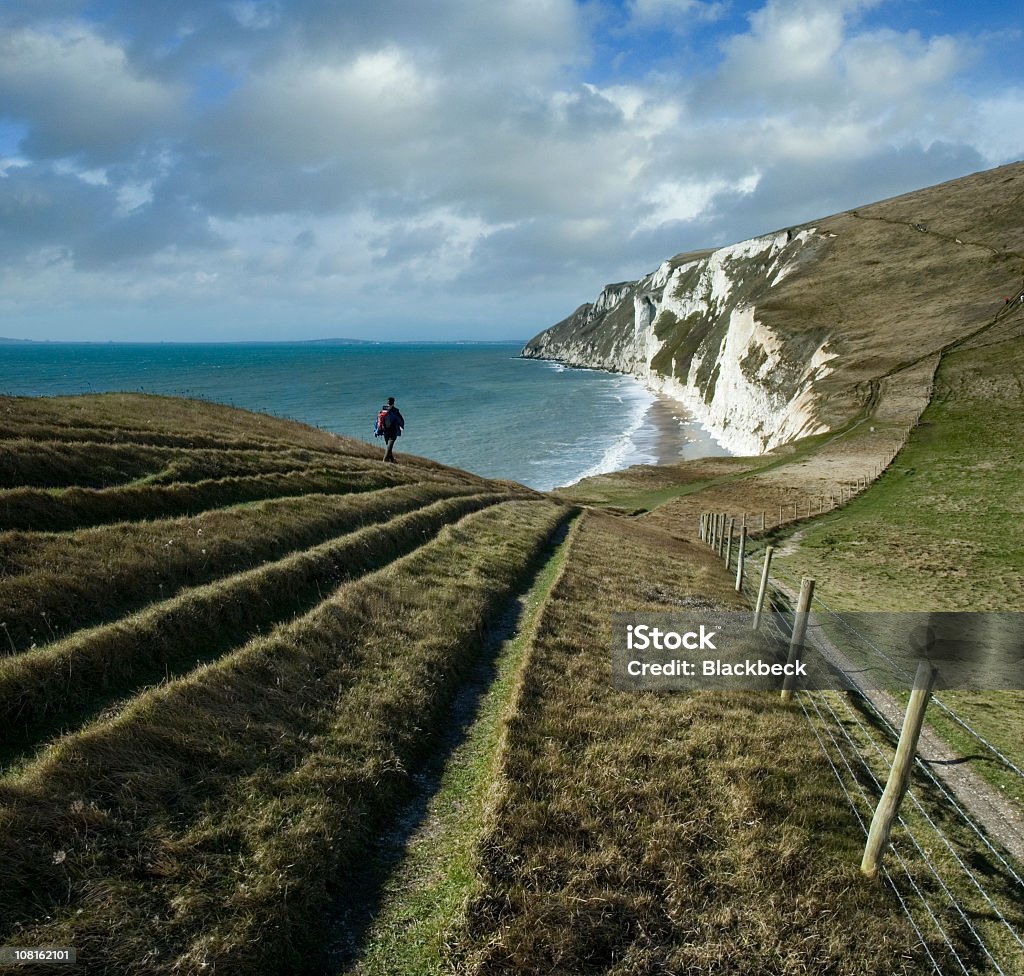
696;514;1024;974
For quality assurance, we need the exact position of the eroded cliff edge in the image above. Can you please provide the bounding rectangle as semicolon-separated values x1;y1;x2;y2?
521;161;1024;456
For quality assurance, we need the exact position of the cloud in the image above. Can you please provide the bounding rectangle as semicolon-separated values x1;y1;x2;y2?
211;46;436;168
0;0;1020;340
970;89;1024;164
0;24;184;162
627;0;726;30
228;1;282;31
0;164;110;260
640;173;761;229
712;0;965;118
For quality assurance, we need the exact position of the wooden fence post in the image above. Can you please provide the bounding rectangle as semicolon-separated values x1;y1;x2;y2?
778;504;783;525
861;660;939;878
725;517;734;566
752;545;774;630
780;577;815;701
735;526;747;592
761;511;766;531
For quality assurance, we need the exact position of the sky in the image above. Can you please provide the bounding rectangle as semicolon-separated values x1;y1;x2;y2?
0;0;1022;342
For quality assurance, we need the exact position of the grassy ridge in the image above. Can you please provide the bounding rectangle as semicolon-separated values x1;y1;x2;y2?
0;499;570;974
0;439;180;489
453;512;926;975
0;466;422;532
0;482;479;650
0;491;508;759
0;392;373;455
0;438;472;492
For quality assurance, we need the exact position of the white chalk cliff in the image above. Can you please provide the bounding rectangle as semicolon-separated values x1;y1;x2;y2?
522;228;839;455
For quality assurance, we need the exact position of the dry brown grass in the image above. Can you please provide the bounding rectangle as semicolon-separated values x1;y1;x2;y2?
0;482;480;650
0;465;425;532
0;490;508;757
0;392;366;455
453;512;929;975
0;498;571;973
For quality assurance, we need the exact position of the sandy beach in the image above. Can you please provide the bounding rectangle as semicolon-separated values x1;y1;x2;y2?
625;392;731;468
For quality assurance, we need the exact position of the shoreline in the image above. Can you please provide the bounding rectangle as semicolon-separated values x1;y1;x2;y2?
521;353;734;486
637;393;732;467
558;388;732;491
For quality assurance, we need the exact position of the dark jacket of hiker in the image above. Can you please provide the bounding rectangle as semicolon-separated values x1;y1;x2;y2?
380;405;404;439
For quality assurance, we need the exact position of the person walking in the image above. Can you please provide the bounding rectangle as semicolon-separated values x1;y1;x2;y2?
374;396;405;462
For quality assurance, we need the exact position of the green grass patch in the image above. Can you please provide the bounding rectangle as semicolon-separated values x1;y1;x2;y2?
773;336;1024;612
773;331;1024;799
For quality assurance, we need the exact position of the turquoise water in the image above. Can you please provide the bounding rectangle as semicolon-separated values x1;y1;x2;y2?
0;342;726;491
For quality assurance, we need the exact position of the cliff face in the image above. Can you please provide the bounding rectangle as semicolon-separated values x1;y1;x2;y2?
521;161;1024;456
523;229;837;455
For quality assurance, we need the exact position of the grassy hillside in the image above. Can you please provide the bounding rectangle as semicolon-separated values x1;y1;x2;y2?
527;161;1024;450
756;161;1024;432
0;394;569;972
0;392;947;975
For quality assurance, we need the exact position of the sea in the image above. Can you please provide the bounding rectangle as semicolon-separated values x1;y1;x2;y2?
0;341;728;492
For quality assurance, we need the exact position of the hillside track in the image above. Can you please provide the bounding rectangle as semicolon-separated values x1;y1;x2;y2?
332;514;581;973
0;393;571;975
452;510;929;975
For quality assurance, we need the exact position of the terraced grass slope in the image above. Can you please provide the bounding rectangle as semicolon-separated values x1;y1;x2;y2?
1;389;1010;976
0;393;570;973
449;512;931;976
